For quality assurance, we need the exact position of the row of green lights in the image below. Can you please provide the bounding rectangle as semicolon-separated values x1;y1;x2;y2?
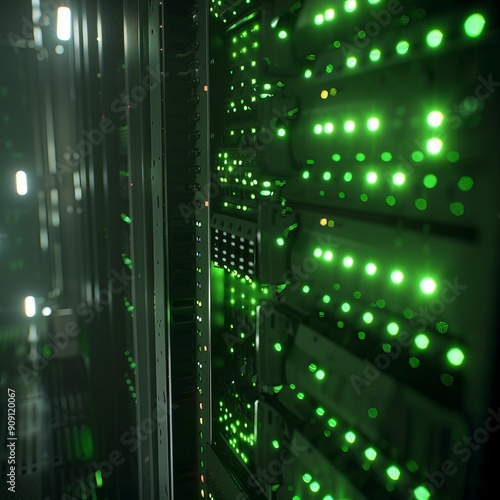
313;118;380;134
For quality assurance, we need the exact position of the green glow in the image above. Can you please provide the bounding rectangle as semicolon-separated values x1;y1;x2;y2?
387;322;399;336
316;407;325;416
314;124;323;134
332;154;341;161
278;30;287;39
365;263;377;275
363;312;373;324
316;369;325;380
458;176;474;192
367;117;380;131
344;172;352;182
344;120;355;132
420;278;436;294
464;13;485;38
345;431;356;443
386;196;396;206
346;57;357;68
310;482;320;492
356;153;366;161
297;392;305;400
326;64;334;73
370;49;381;61
447;347;465;366
95;470;103;487
303;170;310;179
368;407;378;418
393;172;405;185
274;343;282;352
415;334;430;350
325;9;335;21
427;110;444;127
305;69;312;78
277;128;286;137
302;285;310;293
396;41;410;55
276;237;285;246
423;174;438;188
323;295;331;304
345;0;356;13
328;418;337;427
426;138;443;154
341;302;351;313
314;248;323;258
427;29;443;48
324;122;334;133
365;447;377;460
324;251;333;261
323;171;332;181
263;83;271;90
450;202;465;216
260;190;272;196
323;495;334;500
314;14;324;25
381;152;392;162
272;440;279;449
387;465;401;481
412;151;425;163
302;473;312;483
415;198;427;211
413;485;431;500
343;256;353;267
367;172;377;184
360;194;368;202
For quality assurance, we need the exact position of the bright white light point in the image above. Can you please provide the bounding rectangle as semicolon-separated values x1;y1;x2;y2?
367;118;380;131
345;120;355;132
324;123;334;133
427;111;444;127
42;307;52;317
57;7;72;41
325;9;335;21
426;138;443;154
367;172;377;184
25;296;36;317
16;171;28;195
393;173;405;185
420;278;437;294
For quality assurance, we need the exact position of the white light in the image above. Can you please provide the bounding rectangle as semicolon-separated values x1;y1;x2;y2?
42;307;52;317
57;6;72;41
25;296;36;317
16;171;28;195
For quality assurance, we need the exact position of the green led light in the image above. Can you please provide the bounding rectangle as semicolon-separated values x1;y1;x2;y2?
302;473;312;483
368;407;378;418
324;251;333;261
274;343;282;352
343;256;353;267
315;369;325;380
458;176;474;192
415;334;430;350
325;64;334;73
305;69;312;78
387;465;401;481
260;190;272;196
426;138;443;154
276;237;285;247
370;48;381;61
410;356;421;368
450;202;465;216
324;122;334;133
381;152;392;162
396;41;410;55
427;29;443;48
365;263;377;275
356;153;366;162
393;172;405;185
344;120;355;132
314;124;323;134
316;407;325;416
390;270;403;284
341;302;351;313
365;447;377;460
344;172;352;182
297;392;305;400
272;439;279;449
367;172;377;184
278;30;287;39
413;485;431;500
367;117;380;131
420;278;436;294
386;195;396;206
464;13;485;38
325;9;335;21
412;150;425;163
363;312;374;324
447;347;465;366
345;431;356;443
315;14;324;25
314;248;323;258
423;174;438;189
95;470;103;488
302;170;310;180
328;418;337;428
302;285;310;294
310;482;321;492
345;0;356;13
427;110;444;127
346;57;357;68
323;171;332;181
322;295;331;304
415;198;427;211
387;322;399;336
277;128;286;137
360;193;368;202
